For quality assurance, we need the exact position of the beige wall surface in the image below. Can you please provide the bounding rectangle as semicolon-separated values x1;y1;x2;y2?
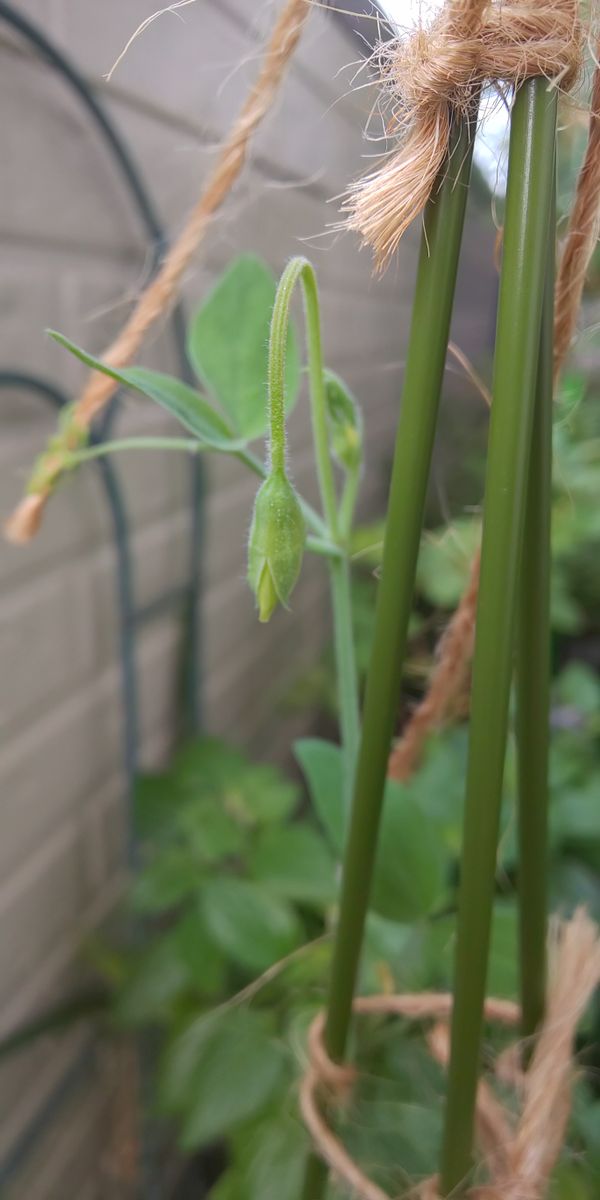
0;3;419;1195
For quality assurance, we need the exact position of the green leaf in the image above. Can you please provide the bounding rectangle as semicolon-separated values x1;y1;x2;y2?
551;777;600;845
170;908;226;997
176;798;245;863
201;878;304;972
370;777;447;922
296;739;447;922
171;736;248;795
134;772;177;840
209;1170;245;1200
554;663;600;720
324;369;363;471
350;519;385;568
159;1006;285;1147
132;848;201;914
115;909;226;1026
229;765;299;825
246;1117;308;1200
116;936;190;1025
248;824;336;907
362;916;427;993
550;859;600;922
416;518;481;609
485;903;519;999
552;1164;595;1200
339;1097;442;1187
425;902;519;999
294;738;345;852
550;565;585;634
49;332;245;449
405;730;467;854
171;738;298;826
187;255;300;439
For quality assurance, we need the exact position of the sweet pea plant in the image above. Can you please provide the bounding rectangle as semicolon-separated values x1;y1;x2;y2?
39;249;600;1199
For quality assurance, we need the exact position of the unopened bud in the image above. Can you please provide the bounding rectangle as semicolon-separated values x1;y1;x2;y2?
247;469;305;622
324;370;363;473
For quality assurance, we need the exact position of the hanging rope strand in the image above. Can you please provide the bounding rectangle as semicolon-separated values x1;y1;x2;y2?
5;0;311;544
389;41;600;784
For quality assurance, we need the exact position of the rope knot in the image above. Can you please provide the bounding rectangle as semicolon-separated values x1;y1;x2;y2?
300;913;600;1200
306;1011;357;1102
397;32;481;108
347;0;582;269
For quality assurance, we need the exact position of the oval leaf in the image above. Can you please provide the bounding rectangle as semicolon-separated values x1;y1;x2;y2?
159;1006;285;1147
372;779;447;922
296;739;447;922
201;877;303;971
48;331;245;449
248;824;336;907
294;738;345;852
187;255;300;439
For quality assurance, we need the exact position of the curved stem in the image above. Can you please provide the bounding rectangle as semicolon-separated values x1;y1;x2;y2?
270;259;360;799
67;437;330;541
269;258;340;538
67;436;202;463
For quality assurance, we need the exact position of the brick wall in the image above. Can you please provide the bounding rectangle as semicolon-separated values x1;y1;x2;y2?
0;3;418;1194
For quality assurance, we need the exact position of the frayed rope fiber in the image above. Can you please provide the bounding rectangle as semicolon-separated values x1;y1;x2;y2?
388;40;600;786
346;0;582;270
4;0;311;544
300;910;600;1199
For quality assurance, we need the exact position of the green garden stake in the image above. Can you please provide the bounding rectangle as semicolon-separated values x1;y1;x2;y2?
301;106;479;1200
516;198;556;1045
440;79;558;1194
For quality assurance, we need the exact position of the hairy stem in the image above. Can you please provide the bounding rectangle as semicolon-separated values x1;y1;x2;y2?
269;258;340;536
67;436;330;541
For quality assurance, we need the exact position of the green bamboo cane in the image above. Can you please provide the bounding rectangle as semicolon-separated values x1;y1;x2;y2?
301;107;479;1200
439;78;557;1195
516;189;556;1044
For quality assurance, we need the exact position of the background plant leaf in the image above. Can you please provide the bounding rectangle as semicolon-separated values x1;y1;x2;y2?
187;255;300;439
50;332;245;449
295;739;447;922
159;1007;286;1147
248;824;337;907
201;877;304;971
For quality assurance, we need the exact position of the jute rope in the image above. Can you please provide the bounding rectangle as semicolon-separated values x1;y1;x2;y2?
4;0;311;544
389;42;600;784
388;551;480;780
302;8;600;1192
300;909;600;1199
554;57;600;371
346;0;582;270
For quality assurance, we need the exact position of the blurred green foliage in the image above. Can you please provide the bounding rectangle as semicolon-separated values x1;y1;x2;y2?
19;257;600;1195
79;643;599;1198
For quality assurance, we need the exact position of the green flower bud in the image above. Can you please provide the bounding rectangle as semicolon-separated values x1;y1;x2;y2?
324;370;363;473
248;468;306;622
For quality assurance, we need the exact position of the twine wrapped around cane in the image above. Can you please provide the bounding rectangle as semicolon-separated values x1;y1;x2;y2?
347;0;582;270
389;38;600;785
300;910;600;1200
